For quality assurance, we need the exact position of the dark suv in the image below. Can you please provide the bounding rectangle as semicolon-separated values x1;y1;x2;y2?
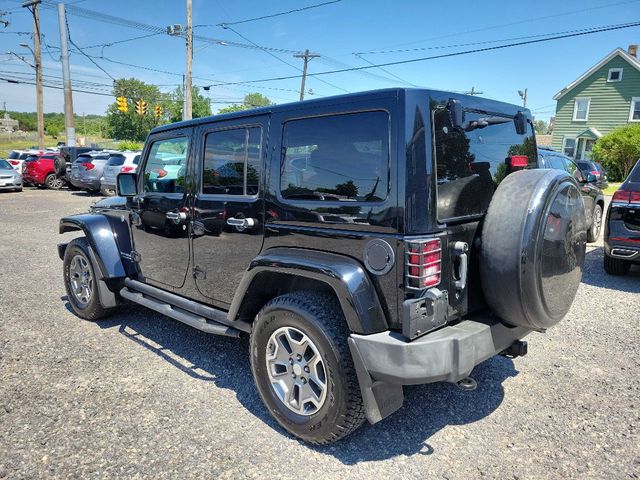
604;159;640;275
57;89;587;444
537;148;605;242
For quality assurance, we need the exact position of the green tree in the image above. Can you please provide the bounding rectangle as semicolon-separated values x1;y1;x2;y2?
161;86;212;123
217;93;272;114
106;78;163;141
592;124;640;181
534;119;549;135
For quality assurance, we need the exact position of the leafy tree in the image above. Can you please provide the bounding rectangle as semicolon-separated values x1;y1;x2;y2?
592;124;640;181
106;78;163;141
161;86;212;123
218;93;273;114
533;119;549;135
44;116;64;137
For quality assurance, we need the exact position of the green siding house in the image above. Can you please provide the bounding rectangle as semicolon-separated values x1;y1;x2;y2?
551;46;640;161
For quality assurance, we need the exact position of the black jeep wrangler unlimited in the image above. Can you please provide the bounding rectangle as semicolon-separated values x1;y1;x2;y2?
58;89;587;444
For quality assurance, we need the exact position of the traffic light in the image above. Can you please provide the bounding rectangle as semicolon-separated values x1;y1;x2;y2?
135;99;148;116
154;105;162;119
116;96;128;113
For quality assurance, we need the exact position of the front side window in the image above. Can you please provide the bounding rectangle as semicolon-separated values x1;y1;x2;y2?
573;98;590;121
202;127;261;196
630;97;640;122
563;138;576;158
142;137;188;194
433;108;535;220
281;111;389;202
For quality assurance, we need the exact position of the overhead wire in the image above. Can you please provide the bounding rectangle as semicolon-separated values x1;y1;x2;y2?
217;0;341;27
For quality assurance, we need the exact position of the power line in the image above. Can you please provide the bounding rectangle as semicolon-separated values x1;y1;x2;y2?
205;20;640;88
65;13;116;82
355;0;640;55
353;53;419;87
217;0;342;27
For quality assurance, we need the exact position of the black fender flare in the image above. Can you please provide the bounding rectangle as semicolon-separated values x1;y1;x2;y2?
58;214;129;279
228;248;388;334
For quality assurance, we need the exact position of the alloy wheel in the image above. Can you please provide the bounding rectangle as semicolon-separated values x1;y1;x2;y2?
69;254;93;307
265;326;327;416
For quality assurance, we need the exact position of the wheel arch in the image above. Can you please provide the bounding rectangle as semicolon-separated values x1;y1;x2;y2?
59;214;133;279
229;248;389;335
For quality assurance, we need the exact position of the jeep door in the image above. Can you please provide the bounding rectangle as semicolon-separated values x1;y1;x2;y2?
191;116;268;306
129;129;193;289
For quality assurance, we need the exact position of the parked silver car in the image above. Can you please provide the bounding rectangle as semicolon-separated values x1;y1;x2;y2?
0;159;23;192
69;151;116;192
100;151;141;196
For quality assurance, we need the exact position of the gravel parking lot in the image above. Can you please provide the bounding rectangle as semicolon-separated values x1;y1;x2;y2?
1;189;638;479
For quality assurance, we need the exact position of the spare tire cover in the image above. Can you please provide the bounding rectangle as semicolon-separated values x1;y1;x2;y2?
480;169;587;331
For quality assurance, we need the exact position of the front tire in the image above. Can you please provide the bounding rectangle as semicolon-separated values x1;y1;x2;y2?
63;237;113;320
587;204;603;243
250;291;365;445
604;252;631;275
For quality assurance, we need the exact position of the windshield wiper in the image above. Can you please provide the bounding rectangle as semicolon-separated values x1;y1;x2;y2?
464;116;511;132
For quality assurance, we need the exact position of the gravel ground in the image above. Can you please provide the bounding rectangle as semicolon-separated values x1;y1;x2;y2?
0;189;638;479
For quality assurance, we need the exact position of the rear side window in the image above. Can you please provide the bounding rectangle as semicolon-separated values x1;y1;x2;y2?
627;160;640;182
543;154;566;170
280;111;389;202
133;155;141;165
202;127;261;196
433;108;536;220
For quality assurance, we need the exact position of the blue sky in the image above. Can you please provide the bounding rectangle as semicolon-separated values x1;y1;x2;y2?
0;0;639;121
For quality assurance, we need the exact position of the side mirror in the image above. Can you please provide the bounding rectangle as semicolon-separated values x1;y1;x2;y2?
514;111;527;135
445;98;464;130
117;172;138;197
586;173;597;183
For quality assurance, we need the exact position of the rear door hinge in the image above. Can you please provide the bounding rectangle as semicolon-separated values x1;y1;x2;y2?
193;265;206;280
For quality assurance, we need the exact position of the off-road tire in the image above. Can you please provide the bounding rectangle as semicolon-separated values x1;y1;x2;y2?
100;186;115;196
63;237;113;321
603;252;631;276
250;291;365;445
587;203;603;243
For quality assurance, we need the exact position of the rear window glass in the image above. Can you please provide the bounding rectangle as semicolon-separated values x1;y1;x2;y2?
629;160;640;182
433;107;536;220
133;155;140;165
25;155;39;162
0;159;11;169
75;156;91;163
8;151;20;159
107;155;125;166
280;111;389;202
19;153;30;159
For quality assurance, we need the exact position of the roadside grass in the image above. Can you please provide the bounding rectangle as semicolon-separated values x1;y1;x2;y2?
602;182;622;196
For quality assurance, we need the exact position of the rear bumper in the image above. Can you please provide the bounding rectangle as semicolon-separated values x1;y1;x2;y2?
350;317;531;385
71;177;100;189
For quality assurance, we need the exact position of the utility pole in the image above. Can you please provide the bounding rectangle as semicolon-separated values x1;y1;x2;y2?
183;0;192;120
518;88;528;108
57;2;75;146
22;0;43;149
294;49;319;101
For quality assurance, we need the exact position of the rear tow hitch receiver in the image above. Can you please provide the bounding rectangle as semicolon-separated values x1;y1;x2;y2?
456;377;477;391
500;340;528;359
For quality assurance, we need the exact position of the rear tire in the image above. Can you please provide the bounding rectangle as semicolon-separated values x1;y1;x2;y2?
45;173;64;190
604;252;631;275
587;204;603;243
63;237;114;321
100;186;115;196
250;291;365;445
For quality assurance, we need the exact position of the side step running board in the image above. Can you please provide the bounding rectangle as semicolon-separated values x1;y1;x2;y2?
120;280;244;338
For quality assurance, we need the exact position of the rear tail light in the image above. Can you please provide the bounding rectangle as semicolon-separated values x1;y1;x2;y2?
613;190;640;204
8;160;19;166
153;168;168;178
82;162;95;171
508;155;528;168
120;166;135;173
405;238;441;290
591;170;600;176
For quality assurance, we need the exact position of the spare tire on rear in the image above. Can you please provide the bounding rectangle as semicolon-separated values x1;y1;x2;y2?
480;169;587;331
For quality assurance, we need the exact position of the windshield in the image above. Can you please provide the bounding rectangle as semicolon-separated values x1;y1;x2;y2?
0;159;12;169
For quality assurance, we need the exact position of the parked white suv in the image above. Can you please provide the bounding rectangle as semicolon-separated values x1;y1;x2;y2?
100;151;141;196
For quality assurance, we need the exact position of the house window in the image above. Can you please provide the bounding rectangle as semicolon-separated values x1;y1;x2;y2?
607;68;623;82
562;137;576;158
573;98;590;121
630;97;640;122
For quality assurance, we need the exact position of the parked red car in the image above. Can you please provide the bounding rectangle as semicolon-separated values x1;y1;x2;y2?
22;153;65;189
